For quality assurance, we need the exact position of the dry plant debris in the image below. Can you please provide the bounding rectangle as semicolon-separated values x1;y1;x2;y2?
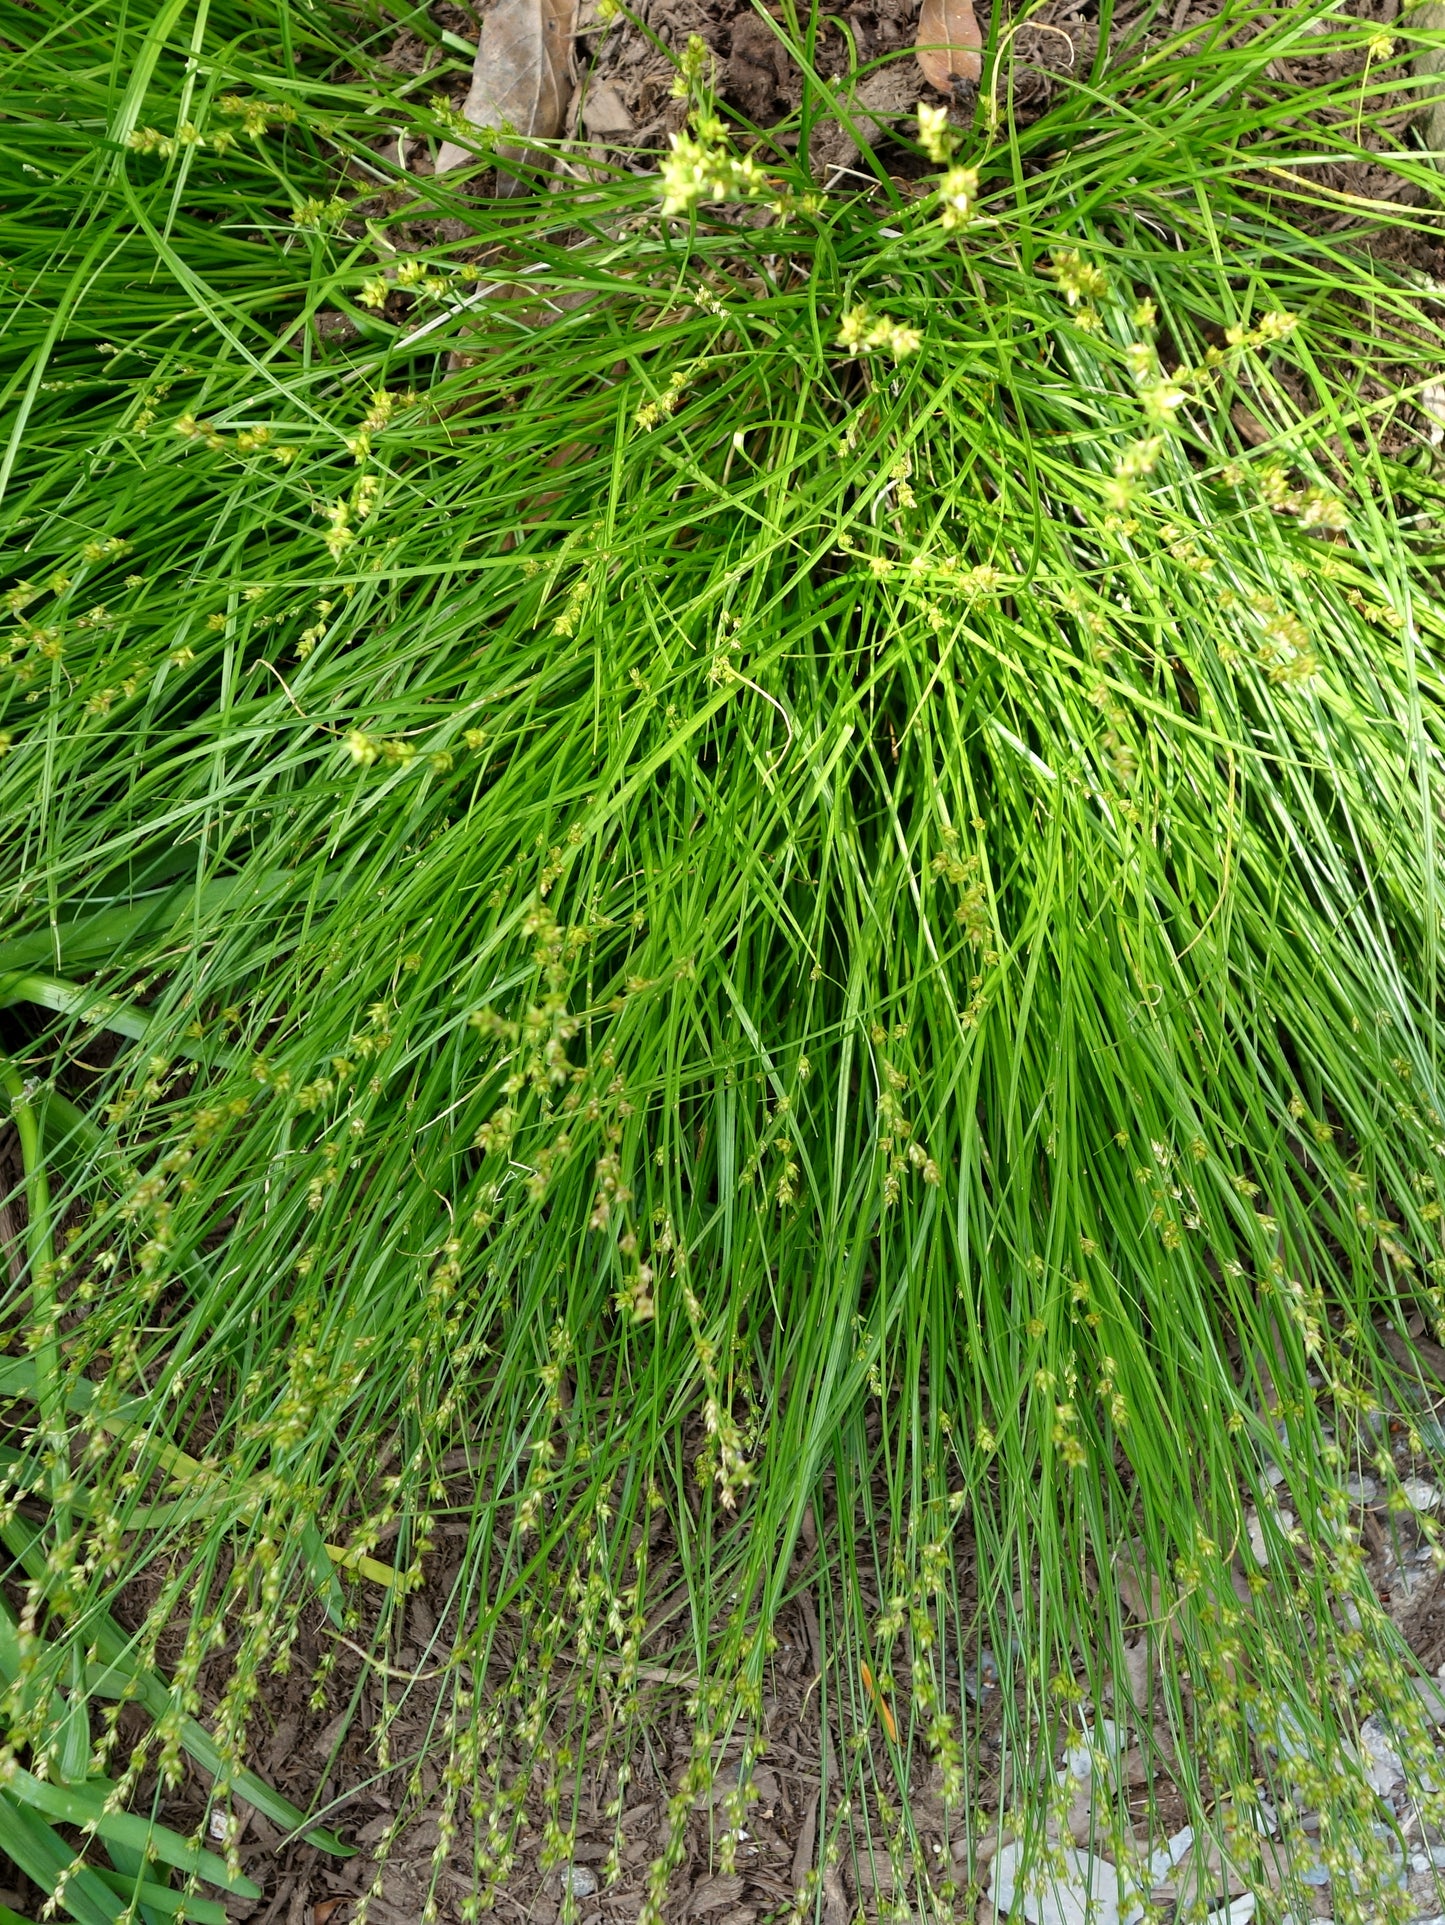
914;0;982;93
437;0;578;180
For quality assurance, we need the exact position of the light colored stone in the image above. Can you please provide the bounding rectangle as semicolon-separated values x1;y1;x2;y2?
580;82;633;137
991;1840;1120;1925
1357;1714;1405;1793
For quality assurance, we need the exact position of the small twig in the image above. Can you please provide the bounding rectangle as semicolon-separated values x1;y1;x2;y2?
1015;21;1077;66
328;1631;447;1684
260;659;311;721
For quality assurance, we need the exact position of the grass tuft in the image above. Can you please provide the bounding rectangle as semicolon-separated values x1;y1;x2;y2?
5;0;1445;1919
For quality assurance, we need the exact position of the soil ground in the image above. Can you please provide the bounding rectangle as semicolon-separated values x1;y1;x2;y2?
8;1367;1445;1925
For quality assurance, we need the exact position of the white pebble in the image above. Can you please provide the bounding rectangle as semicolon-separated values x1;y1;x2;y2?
991;1838;1120;1925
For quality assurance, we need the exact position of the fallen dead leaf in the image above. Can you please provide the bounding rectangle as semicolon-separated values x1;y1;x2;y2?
1170;1831;1253;1906
854;1852;912;1894
791;1786;819;1890
437;0;577;185
821;1867;849;1925
1115;1539;1170;1629
1064;1774;1096;1845
1117;1745;1152;1787
581;80;633;139
312;1903;344;1925
1120;1636;1152;1715
688;1875;746;1916
916;0;982;93
954;1823;1008;1866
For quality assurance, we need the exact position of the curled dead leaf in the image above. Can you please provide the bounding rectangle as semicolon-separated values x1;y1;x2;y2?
860;1661;899;1742
437;0;577;187
915;0;981;93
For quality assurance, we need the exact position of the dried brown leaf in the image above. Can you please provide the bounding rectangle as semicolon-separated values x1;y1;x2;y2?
437;0;577;183
915;0;981;93
1171;1832;1255;1905
790;1787;819;1891
820;1868;849;1925
1064;1775;1096;1845
1120;1635;1153;1714
580;80;633;138
1115;1538;1168;1626
687;1875;746;1917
